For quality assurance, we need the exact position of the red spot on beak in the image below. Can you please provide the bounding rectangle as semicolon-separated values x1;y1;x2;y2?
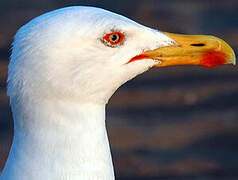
127;55;150;64
200;52;226;68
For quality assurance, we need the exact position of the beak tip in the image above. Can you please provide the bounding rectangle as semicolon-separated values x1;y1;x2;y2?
231;59;236;65
229;49;236;65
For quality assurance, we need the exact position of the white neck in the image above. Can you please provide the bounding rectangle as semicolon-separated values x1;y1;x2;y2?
1;98;114;180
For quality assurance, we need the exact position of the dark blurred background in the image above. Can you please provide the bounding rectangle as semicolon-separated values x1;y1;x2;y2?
0;0;238;179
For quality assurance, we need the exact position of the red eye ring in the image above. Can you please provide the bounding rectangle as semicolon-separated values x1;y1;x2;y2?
103;31;125;46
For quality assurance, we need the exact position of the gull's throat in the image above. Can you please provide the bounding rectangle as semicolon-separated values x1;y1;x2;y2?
1;98;115;180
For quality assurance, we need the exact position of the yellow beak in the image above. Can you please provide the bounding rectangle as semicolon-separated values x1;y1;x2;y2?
129;32;236;68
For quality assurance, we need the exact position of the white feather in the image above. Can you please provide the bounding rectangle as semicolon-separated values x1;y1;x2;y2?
2;6;175;180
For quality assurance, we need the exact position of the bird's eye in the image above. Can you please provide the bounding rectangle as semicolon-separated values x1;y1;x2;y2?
103;32;125;47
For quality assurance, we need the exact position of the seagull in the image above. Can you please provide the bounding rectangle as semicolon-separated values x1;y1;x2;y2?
1;6;235;180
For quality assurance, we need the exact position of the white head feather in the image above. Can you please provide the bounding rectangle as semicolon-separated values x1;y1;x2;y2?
7;6;175;104
3;6;177;180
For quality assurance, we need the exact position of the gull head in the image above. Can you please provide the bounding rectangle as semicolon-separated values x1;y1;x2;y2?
7;6;235;105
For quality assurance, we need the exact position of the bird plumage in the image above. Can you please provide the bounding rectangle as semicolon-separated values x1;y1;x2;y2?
3;6;174;180
7;6;174;104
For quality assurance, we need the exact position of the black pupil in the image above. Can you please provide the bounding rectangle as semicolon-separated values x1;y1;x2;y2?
111;34;119;42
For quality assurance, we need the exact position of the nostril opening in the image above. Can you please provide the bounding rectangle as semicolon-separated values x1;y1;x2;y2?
191;43;205;47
